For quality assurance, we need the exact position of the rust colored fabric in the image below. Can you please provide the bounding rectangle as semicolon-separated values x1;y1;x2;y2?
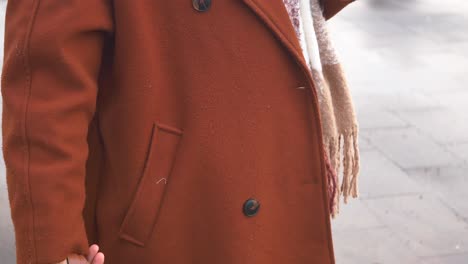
2;0;353;263
320;0;354;20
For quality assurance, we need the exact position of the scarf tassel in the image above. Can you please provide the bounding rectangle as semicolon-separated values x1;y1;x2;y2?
294;0;360;218
325;127;360;218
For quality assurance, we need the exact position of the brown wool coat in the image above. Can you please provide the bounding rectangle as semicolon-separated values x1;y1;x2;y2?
1;0;354;263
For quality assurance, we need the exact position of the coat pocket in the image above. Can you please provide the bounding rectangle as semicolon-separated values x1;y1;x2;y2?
118;121;183;247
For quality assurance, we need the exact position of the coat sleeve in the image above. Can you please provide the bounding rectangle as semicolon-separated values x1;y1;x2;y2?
1;0;114;263
321;0;355;20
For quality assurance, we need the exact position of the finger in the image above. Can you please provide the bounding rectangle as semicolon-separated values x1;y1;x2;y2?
66;253;89;264
87;244;99;263
91;252;105;264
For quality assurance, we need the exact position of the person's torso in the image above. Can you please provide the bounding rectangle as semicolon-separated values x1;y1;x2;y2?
84;1;334;263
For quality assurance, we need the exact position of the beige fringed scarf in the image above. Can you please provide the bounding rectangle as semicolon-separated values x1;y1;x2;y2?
283;0;360;218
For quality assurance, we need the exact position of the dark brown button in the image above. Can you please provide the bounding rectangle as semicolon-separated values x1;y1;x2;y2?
243;198;260;217
192;0;211;12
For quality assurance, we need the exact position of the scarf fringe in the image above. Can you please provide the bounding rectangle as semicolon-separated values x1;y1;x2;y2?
325;126;360;218
324;146;338;218
295;0;360;218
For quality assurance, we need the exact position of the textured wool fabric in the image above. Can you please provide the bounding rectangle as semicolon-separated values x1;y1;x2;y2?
282;0;360;218
2;0;355;263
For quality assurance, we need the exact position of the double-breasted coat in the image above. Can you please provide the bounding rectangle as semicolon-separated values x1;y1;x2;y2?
2;0;354;263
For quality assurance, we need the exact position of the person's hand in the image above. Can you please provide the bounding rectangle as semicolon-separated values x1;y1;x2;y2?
55;244;104;264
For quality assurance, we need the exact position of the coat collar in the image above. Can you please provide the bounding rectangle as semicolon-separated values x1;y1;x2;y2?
241;0;313;83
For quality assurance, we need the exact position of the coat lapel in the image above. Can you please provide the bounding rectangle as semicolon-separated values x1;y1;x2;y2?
241;0;311;79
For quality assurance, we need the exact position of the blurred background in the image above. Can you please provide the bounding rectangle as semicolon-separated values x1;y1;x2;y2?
0;0;467;263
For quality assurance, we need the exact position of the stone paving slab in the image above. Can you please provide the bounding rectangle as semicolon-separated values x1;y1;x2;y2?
394;72;463;95
355;150;424;199
0;148;14;263
361;127;462;169
417;52;467;76
0;200;15;264
357;135;374;152
394;108;468;144
353;90;441;113
358;110;408;130
432;90;468;113
447;42;468;60
331;198;383;232
446;143;468;163
406;166;468;221
422;252;468;264
362;194;468;257
333;226;421;264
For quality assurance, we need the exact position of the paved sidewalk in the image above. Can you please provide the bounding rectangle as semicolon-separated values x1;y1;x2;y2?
329;0;468;263
1;0;467;263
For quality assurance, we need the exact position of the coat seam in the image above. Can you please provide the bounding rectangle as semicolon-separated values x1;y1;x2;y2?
21;0;42;262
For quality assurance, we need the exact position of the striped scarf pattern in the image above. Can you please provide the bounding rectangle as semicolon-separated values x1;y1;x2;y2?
283;0;360;218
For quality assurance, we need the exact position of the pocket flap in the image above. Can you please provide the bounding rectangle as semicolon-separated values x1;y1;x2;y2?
118;122;183;247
